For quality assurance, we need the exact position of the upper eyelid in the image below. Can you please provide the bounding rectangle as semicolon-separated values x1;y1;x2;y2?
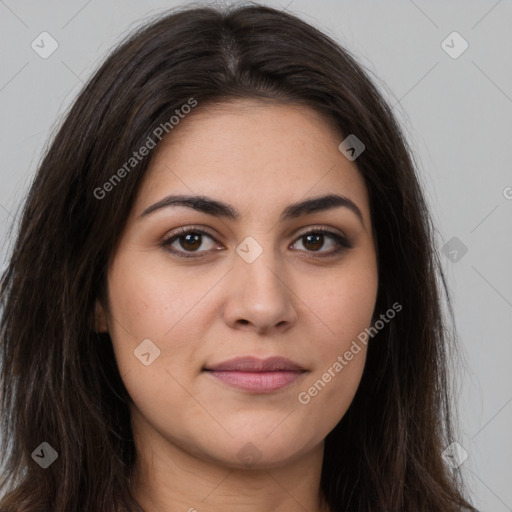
293;225;348;240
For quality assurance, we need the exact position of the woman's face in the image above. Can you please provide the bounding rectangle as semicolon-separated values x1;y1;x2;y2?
97;99;378;469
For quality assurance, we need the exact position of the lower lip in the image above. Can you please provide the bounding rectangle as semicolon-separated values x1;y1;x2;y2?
204;370;305;393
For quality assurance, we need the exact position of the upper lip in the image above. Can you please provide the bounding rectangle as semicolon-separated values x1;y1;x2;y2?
204;356;306;372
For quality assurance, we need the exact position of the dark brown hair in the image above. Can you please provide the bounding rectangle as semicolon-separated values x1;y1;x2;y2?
0;2;477;511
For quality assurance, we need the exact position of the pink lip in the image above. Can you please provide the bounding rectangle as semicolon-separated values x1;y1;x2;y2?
203;356;307;393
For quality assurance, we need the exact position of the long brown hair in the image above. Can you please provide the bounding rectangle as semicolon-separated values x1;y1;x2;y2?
0;3;477;511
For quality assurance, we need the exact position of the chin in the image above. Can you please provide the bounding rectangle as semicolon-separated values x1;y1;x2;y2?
200;431;320;470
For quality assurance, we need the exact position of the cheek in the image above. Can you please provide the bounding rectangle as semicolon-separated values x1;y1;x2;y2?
294;291;372;440
107;244;217;332
294;252;377;424
104;248;210;374
308;253;378;351
104;251;211;424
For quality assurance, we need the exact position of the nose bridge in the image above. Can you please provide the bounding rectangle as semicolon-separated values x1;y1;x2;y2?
223;233;297;330
234;234;285;296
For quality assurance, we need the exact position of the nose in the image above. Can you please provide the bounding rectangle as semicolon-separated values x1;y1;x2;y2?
221;249;298;335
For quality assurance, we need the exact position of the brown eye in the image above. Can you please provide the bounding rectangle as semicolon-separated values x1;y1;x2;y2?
161;226;352;260
291;228;353;256
178;233;202;251
161;227;218;258
302;233;324;251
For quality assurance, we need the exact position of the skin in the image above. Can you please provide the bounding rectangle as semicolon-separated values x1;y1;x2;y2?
95;99;379;512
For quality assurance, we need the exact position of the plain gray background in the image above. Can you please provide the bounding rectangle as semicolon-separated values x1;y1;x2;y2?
0;1;511;510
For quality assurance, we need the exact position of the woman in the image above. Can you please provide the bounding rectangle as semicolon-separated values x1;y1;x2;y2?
0;3;477;511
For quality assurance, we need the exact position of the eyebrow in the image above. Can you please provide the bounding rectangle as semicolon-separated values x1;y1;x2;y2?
140;193;364;226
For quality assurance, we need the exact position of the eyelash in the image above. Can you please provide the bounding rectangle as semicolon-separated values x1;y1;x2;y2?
160;225;353;260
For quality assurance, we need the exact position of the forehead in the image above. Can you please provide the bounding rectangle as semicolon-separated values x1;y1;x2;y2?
132;99;370;223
